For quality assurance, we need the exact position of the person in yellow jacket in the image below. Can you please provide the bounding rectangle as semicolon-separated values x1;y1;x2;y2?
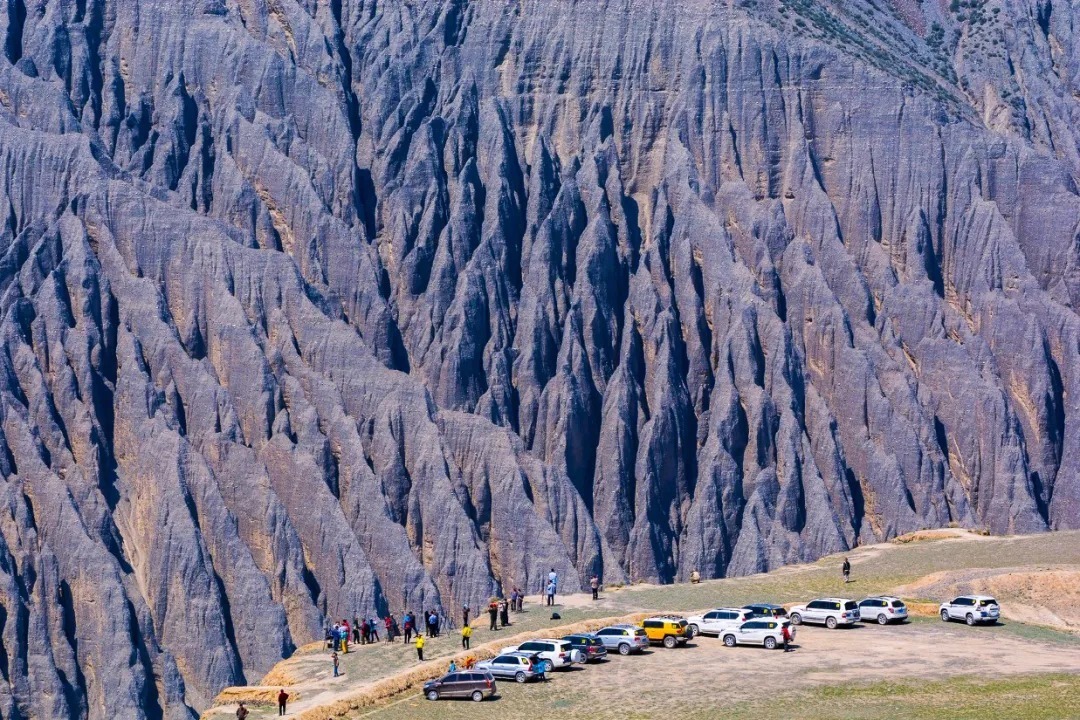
415;633;425;661
461;624;472;650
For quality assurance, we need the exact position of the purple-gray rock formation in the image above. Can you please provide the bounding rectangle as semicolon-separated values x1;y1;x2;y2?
0;0;1078;715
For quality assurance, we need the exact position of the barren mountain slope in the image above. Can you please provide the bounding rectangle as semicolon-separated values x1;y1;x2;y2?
0;0;1079;717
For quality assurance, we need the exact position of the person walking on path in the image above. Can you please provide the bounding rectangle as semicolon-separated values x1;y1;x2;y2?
499;598;510;628
590;575;599;600
488;600;499;630
277;688;289;716
546;579;556;607
782;623;794;652
415;633;425;662
842;557;851;583
332;651;340;678
235;702;249;719
461;623;472;650
462;603;470;626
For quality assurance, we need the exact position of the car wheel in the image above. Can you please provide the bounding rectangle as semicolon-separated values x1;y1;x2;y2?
941;609;950;622
764;636;777;650
877;614;888;625
688;624;699;638
826;616;838;629
790;613;803;625
515;671;526;683
541;659;554;673
723;635;737;647
663;635;677;649
426;690;439;701
966;613;976;626
618;643;631;656
471;690;484;703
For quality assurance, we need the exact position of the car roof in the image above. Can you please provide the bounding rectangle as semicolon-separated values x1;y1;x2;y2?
956;595;998;601
861;595;901;601
606;623;637;629
812;597;855;603
743;603;783;609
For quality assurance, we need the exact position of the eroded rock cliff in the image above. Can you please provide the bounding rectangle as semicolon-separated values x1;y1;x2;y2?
0;0;1078;716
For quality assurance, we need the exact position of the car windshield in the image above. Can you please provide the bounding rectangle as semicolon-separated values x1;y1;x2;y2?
978;599;997;607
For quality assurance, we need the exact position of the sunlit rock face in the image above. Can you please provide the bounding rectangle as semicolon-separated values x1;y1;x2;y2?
0;0;1078;715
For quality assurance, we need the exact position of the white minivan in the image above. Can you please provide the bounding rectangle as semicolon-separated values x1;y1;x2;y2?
940;596;1000;625
788;598;861;628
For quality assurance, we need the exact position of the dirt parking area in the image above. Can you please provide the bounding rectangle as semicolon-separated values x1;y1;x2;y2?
364;620;1080;719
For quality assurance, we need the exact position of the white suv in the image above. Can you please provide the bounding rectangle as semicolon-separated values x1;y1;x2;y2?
858;596;909;625
789;598;861;628
940;596;1000;625
686;608;752;638
721;619;792;649
500;639;576;673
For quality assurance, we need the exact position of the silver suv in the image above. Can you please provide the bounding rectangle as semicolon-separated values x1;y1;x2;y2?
940;595;1000;625
789;598;861;628
858;596;909;625
594;624;650;655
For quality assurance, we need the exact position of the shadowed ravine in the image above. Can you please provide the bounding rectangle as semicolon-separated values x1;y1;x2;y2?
0;0;1079;717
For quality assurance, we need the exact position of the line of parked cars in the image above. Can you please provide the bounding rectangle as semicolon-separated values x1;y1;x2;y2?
423;594;1002;701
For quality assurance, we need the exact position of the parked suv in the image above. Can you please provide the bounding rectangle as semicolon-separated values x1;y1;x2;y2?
423;671;496;701
858;596;909;625
789;598;861;628
722;619;792;649
742;603;789;620
500;639;576;673
687;608;753;638
595;624;650;655
561;634;608;662
940;596;1000;625
475;653;540;683
640;616;690;648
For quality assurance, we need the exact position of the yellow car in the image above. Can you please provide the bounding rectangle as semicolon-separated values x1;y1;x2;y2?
639;616;690;648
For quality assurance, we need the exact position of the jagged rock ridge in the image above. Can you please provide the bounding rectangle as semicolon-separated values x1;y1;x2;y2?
0;0;1079;716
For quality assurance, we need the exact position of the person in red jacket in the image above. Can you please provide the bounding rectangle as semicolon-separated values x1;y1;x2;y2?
277;688;289;715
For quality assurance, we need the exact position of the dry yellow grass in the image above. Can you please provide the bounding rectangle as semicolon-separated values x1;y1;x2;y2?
288;612;651;720
890;528;970;544
213;686;301;707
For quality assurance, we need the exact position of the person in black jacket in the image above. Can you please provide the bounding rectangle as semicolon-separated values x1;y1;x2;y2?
842;557;851;583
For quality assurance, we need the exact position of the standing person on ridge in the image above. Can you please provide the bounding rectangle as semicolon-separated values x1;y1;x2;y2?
548;568;558;595
359;618;368;645
461;622;472;650
403;612;413;643
590;574;599;600
415;633;425;661
842;557;851;583
277;688;289;716
546;579;556;607
488;599;499;630
462;603;470;626
500;597;510;628
352;615;361;644
235;702;249;719
331;651;340;678
369;617;380;642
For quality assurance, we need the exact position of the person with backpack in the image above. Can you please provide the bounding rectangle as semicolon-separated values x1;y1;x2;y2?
415;633;425;661
461;623;472;650
277;688;289;716
403;612;414;643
